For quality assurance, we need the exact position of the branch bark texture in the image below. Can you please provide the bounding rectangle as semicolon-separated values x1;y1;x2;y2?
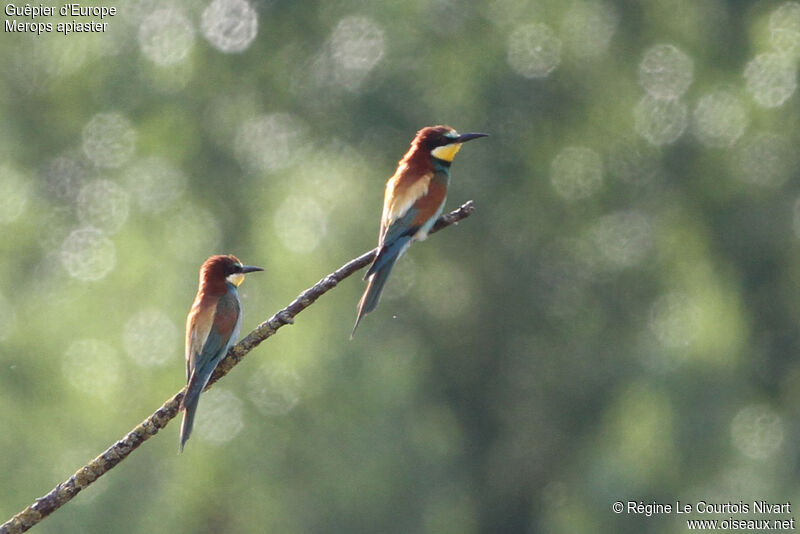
0;200;475;534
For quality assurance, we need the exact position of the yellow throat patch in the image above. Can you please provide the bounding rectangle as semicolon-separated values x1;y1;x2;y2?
227;273;245;287
431;143;462;162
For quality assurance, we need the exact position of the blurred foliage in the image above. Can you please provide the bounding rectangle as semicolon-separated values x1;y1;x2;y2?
1;0;800;532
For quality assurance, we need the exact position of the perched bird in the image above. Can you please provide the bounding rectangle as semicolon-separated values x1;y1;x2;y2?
352;125;487;336
179;254;263;452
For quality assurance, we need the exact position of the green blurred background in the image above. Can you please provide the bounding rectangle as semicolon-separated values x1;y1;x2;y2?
1;0;800;532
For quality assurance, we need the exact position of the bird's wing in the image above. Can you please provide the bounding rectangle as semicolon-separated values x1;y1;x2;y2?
186;291;241;382
380;165;434;244
368;173;447;278
381;171;447;244
186;293;215;380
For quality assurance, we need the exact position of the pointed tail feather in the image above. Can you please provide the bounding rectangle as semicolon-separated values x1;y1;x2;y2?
179;397;197;453
351;258;397;338
178;369;210;452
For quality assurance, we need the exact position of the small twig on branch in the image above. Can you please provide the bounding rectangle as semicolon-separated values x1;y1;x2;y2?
0;200;476;534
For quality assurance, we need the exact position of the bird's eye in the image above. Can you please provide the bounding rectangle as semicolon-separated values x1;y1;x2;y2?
442;132;459;144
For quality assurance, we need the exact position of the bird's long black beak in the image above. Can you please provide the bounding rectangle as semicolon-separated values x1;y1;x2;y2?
455;132;489;143
241;265;264;273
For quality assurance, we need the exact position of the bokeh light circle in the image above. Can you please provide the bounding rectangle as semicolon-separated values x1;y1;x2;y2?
638;44;694;99
635;95;688;146
507;23;562;78
692;90;748;148
743;53;797;108
731;404;784;459
40;154;91;202
649;292;699;348
60;228;117;282
550;146;603;200
330;16;385;75
590;210;653;269
235;113;308;173
201;0;258;53
77;180;130;235
123;309;179;367
770;2;800;58
138;7;195;66
195;388;245;445
247;362;302;416
273;195;328;254
82;113;136;169
121;157;187;214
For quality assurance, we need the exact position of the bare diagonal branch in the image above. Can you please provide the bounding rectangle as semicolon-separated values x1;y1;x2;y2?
0;200;475;534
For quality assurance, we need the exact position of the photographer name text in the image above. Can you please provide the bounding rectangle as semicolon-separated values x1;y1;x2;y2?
620;500;791;517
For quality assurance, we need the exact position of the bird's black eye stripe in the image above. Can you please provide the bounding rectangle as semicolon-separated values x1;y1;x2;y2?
432;136;453;148
442;133;460;145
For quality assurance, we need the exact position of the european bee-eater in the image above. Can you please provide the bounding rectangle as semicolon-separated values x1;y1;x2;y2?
352;125;487;336
179;254;263;452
